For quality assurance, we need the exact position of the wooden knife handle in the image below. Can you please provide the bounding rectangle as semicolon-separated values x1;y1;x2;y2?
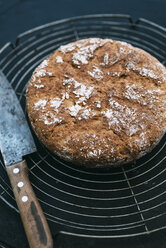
6;160;53;248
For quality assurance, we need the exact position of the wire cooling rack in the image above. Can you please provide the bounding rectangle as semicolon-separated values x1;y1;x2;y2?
0;14;166;239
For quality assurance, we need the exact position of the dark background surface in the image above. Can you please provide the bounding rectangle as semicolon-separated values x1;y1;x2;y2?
0;0;166;247
0;0;166;48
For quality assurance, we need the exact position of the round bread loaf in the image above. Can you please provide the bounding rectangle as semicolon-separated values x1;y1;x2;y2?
26;38;166;168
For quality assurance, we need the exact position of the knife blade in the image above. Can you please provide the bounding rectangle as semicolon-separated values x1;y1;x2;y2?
0;71;36;166
0;71;53;248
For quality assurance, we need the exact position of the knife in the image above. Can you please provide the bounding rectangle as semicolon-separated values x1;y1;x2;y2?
0;71;53;248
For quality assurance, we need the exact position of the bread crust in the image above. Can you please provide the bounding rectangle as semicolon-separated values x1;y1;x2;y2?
26;38;166;168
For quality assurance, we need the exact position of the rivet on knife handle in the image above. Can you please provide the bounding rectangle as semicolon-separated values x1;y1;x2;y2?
7;160;53;248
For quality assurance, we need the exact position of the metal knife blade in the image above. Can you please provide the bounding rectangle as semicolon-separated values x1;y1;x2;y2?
0;70;36;166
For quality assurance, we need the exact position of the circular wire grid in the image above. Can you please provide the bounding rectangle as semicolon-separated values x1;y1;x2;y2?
0;14;166;238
